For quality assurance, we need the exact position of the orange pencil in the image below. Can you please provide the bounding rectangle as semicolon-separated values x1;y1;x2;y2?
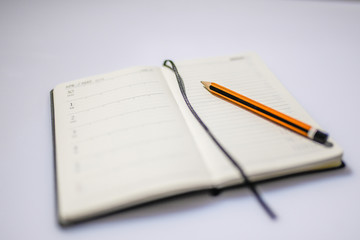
201;81;329;144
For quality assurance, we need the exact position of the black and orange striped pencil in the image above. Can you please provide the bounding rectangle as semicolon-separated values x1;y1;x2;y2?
201;81;329;144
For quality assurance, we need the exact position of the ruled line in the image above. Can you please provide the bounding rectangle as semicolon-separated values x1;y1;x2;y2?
70;105;170;129
67;92;164;115
67;81;159;102
73;119;176;143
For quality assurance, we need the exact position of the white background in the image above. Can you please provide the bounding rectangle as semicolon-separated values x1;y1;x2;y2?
1;0;359;239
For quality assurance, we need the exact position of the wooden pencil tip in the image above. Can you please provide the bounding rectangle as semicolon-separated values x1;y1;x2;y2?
201;81;211;90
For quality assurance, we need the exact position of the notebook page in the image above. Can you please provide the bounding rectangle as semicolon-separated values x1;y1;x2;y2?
163;54;342;185
53;67;212;222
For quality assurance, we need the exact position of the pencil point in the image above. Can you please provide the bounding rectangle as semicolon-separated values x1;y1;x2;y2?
201;81;211;90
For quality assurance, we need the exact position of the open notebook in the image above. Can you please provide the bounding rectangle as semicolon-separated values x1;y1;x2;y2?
51;53;343;225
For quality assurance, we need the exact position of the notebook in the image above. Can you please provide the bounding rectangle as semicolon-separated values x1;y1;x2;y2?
50;53;343;226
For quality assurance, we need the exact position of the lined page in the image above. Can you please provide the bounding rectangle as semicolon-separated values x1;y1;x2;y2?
163;54;342;186
53;67;211;223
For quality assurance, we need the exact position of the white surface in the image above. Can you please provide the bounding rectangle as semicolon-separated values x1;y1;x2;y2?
1;0;359;239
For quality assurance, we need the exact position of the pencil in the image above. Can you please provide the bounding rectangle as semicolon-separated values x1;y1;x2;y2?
201;81;329;144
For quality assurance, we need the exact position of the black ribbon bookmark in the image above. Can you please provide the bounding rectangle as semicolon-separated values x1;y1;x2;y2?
163;59;277;220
